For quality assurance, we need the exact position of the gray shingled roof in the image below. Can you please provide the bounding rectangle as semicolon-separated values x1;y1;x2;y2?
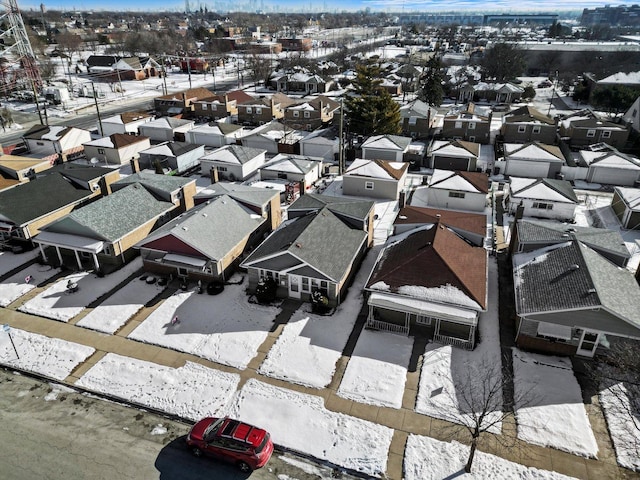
44;183;174;241
243;207;367;282
139;194;265;260
516;219;630;259
0;173;93;225
288;193;374;221
514;240;640;329
113;172;193;193
193;182;278;207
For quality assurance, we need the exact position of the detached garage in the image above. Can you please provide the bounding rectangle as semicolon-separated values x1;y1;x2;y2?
579;144;640;186
611;186;640;229
504;142;565;179
429;139;479;172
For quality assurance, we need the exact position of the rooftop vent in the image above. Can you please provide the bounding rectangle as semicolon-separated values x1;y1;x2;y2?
569;264;580;271
587;288;597;294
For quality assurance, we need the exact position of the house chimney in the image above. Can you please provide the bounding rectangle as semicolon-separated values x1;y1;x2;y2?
515;201;525;221
210;166;219;184
399;190;406;208
129;157;140;173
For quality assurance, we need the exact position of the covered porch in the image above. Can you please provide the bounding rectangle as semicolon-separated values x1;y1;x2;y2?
34;231;105;271
366;292;479;350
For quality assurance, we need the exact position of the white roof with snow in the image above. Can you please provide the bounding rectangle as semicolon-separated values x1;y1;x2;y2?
345;159;405;180
428;169;483;193
509;178;576;203
505;143;563;162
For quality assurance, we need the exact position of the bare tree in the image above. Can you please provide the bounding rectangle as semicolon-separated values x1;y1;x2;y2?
245;47;274;92
432;354;536;473
589;339;640;466
55;32;83;66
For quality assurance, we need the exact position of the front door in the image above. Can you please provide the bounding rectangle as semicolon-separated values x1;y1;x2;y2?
577;330;600;357
288;275;301;299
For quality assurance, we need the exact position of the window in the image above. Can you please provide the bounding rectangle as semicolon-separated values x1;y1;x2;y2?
217;166;227;172
306;124;312;131
293;111;299;117
532;202;553;210
301;277;310;292
448;191;465;198
532;126;541;134
255;107;262;114
408;116;417;125
37;141;44;146
518;125;526;133
455;121;463;129
246;107;252;114
259;269;280;283
468;122;475;130
303;111;310;118
277;172;288;179
586;129;596;138
365;181;374;190
97;148;105;154
211;105;217;111
602;130;611;138
202;104;208;110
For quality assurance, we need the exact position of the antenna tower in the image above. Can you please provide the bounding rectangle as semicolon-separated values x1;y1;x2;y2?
0;0;42;95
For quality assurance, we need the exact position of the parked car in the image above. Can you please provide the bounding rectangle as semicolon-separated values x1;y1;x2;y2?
537;80;553;88
186;416;274;472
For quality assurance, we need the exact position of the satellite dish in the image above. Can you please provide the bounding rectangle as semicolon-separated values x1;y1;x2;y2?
90;157;99;167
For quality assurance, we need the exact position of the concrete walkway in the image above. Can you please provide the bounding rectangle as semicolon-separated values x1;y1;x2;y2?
1;289;638;480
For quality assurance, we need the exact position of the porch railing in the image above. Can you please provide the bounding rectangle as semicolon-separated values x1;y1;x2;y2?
434;334;473;350
366;319;409;336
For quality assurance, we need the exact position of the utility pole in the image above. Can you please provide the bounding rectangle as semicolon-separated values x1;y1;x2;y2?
339;98;344;175
161;57;168;96
91;83;103;136
30;79;43;125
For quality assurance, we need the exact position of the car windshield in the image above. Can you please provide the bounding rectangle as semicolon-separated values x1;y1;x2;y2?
204;417;226;440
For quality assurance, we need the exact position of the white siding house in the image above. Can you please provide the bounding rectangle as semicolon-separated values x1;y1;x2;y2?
185;123;246;147
422;169;488;212
199;145;267;181
83;134;151;166
505;177;578;221
259;154;322;187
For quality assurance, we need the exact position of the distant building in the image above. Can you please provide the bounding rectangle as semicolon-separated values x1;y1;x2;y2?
581;4;640;26
483;13;558;26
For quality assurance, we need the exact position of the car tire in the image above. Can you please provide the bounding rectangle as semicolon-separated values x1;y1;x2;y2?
236;461;252;473
190;447;203;458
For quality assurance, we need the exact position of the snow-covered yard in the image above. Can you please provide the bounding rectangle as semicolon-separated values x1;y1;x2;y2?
0;328;94;381
337;329;413;408
512;349;598;458
76;353;240;422
0;264;60;307
127;282;279;369
404;435;577;480
76;276;166;334
17;258;142;321
228;378;394;478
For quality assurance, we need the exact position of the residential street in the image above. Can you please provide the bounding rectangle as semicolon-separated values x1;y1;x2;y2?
0;368;359;480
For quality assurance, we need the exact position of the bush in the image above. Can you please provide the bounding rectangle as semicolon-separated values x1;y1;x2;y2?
255;277;277;303
311;289;330;314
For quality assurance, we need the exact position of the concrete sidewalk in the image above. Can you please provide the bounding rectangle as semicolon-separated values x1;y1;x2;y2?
1;299;636;480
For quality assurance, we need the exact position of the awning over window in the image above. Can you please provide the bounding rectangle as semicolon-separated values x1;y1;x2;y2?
368;292;478;325
34;231;104;253
163;253;207;268
537;322;572;341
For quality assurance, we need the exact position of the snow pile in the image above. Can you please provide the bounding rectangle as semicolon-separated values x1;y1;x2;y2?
128;283;278;369
76;353;239;422
18;258;142;321
228;378;393;477
0;328;94;380
404;434;578;480
76;276;166;334
513;349;598;458
337;329;413;408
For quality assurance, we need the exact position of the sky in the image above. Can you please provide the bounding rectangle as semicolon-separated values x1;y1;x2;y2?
21;0;629;13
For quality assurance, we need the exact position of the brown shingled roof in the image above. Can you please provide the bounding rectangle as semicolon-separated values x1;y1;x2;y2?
366;224;487;309
376;159;409;180
394;206;487;237
110;133;149;148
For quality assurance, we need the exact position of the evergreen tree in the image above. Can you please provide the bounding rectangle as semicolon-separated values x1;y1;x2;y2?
344;63;401;136
417;55;444;107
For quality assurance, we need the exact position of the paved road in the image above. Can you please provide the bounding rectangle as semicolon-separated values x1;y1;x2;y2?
0;368;355;480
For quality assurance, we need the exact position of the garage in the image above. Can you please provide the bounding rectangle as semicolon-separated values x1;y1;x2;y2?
433;155;473;171
505;159;550;178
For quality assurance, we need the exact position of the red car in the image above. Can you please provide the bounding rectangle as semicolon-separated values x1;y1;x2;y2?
186;416;274;472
